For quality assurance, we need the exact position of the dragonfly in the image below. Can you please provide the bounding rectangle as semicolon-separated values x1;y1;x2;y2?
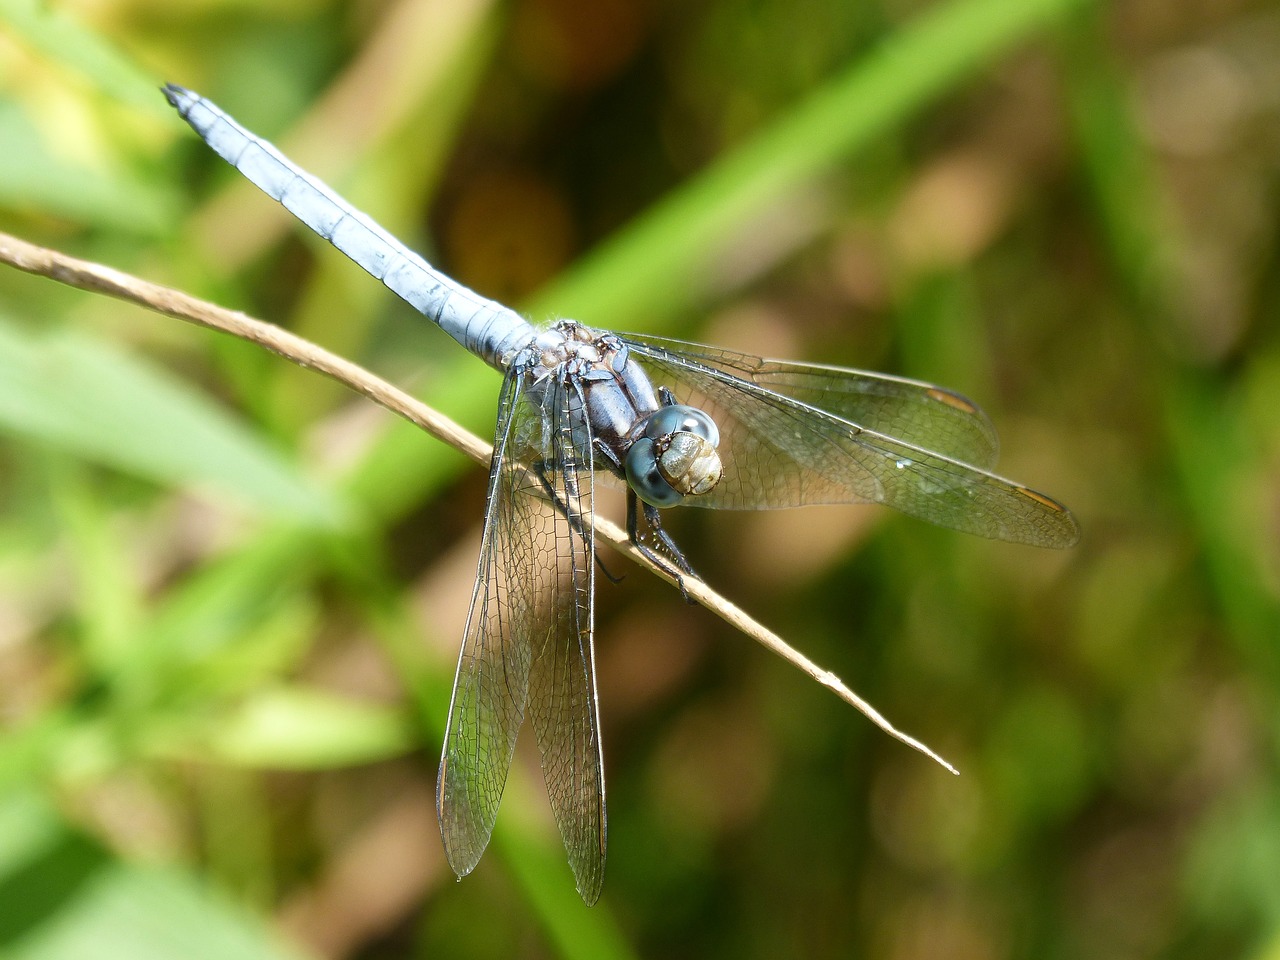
165;84;1079;905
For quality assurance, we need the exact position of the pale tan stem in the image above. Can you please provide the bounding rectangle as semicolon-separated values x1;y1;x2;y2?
0;230;957;775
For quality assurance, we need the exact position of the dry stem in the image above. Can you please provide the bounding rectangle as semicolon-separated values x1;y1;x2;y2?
0;230;957;775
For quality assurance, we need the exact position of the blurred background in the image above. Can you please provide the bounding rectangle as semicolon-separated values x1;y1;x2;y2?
1;0;1278;957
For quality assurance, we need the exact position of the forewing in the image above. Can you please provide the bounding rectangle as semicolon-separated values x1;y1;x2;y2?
622;338;1079;547
620;333;999;468
524;378;607;905
437;372;541;879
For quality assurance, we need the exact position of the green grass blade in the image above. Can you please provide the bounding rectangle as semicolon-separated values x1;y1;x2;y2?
0;794;309;960
0;320;345;525
0;0;168;113
0;101;176;233
532;0;1090;328
190;686;415;768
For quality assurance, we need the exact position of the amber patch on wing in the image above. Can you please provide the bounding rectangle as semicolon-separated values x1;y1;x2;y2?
926;387;978;414
1016;485;1067;511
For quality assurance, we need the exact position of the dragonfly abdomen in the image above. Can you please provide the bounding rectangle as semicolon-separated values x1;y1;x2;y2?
164;84;536;371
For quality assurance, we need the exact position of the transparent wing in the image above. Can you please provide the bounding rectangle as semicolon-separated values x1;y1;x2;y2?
436;368;607;903
620;333;999;468
620;336;1079;548
437;371;537;879
524;378;607;905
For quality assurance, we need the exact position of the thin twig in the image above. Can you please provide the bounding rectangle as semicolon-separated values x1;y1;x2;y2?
0;230;958;775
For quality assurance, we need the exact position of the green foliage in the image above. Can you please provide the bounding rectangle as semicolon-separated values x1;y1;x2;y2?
0;320;342;524
0;793;306;960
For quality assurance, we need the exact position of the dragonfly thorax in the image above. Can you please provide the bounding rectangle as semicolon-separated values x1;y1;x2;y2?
522;322;724;508
518;321;723;507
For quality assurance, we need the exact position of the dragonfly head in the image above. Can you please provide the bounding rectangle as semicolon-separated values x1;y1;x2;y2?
625;404;722;507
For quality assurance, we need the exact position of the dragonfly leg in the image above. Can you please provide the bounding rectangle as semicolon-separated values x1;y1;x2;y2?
530;459;623;584
595;553;624;584
594;437;695;599
626;490;697;604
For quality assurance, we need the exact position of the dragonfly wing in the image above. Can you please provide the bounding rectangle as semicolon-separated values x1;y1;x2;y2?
437;371;541;879
619;334;999;469
524;378;607;905
621;337;1079;548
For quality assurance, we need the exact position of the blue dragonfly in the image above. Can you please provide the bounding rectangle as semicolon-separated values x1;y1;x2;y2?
165;85;1079;905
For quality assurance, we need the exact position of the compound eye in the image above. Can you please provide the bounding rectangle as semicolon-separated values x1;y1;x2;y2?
624;437;683;507
644;404;720;448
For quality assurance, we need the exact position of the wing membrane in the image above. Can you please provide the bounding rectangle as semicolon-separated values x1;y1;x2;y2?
437;371;538;878
620;333;999;468
622;337;1079;547
524;378;607;904
436;368;607;903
